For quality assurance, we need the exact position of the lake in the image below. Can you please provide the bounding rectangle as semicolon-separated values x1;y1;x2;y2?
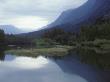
0;51;110;82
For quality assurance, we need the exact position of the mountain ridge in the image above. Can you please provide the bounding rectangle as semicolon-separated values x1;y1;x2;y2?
46;0;110;31
20;0;110;37
0;25;23;34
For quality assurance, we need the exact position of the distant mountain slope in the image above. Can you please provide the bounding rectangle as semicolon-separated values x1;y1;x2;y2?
48;0;96;27
46;0;110;31
22;0;110;37
0;25;23;34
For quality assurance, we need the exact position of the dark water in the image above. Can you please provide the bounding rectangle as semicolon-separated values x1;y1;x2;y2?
0;50;110;82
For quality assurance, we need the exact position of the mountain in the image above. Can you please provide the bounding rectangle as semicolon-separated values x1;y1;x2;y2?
22;0;110;37
0;25;23;34
46;0;110;31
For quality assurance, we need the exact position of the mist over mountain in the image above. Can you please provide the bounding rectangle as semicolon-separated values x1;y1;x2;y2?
21;0;110;37
0;25;23;34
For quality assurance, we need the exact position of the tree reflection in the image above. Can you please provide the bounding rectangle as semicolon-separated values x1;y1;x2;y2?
69;48;110;69
0;48;5;61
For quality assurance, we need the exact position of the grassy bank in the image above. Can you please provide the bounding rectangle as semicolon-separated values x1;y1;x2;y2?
5;43;110;69
77;39;110;50
6;39;110;57
6;46;72;57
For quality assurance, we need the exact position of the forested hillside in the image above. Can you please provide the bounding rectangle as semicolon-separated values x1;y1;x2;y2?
0;30;5;50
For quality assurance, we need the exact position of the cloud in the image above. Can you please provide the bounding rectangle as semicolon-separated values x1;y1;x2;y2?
2;16;49;32
0;0;87;13
0;0;88;31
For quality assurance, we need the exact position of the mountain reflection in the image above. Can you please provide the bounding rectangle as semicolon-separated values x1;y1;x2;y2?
0;55;88;82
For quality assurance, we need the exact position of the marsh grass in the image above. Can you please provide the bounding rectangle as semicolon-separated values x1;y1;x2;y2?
6;46;72;57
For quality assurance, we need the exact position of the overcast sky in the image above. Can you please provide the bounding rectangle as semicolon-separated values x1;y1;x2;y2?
0;0;87;31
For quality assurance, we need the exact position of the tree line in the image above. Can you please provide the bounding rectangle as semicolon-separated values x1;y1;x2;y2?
1;15;110;48
5;35;36;48
0;30;5;46
43;17;110;45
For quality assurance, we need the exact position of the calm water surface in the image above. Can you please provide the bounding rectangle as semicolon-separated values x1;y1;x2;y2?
0;52;109;82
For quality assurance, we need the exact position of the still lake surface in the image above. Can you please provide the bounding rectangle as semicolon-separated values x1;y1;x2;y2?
0;52;110;82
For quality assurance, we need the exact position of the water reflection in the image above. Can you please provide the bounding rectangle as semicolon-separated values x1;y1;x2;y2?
65;48;110;82
0;49;109;82
0;55;88;82
68;48;110;69
0;48;5;61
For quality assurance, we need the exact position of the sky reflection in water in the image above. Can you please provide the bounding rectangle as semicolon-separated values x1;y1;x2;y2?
0;55;88;82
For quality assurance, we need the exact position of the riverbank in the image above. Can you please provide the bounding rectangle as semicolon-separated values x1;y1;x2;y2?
6;46;72;57
6;39;110;57
5;44;110;69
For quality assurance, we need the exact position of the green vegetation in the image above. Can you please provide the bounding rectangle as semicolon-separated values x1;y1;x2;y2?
6;34;35;49
0;30;5;44
34;38;58;48
0;30;5;61
6;46;72;57
79;22;110;41
43;28;76;45
0;30;6;50
5;16;110;69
